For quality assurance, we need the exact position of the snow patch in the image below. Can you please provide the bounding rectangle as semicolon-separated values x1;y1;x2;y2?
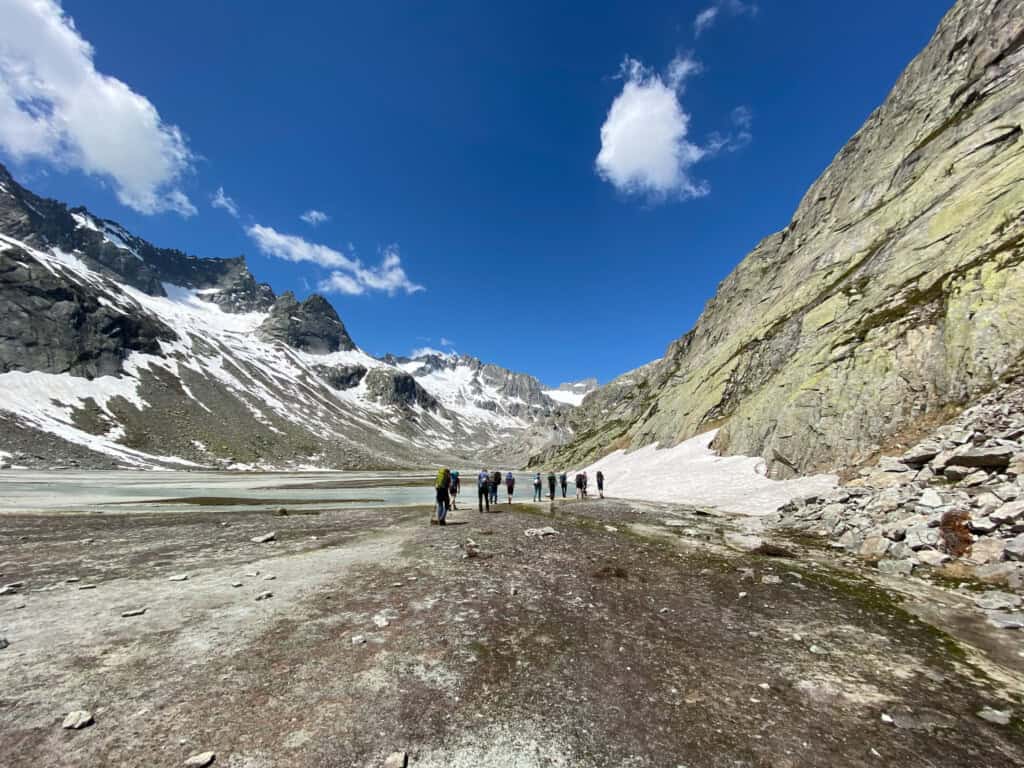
575;430;836;515
543;389;585;407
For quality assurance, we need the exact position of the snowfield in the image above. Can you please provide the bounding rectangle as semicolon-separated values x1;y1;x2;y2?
573;430;837;515
543;389;586;407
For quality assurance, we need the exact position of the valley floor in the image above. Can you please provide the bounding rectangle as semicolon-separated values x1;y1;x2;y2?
1;498;1023;767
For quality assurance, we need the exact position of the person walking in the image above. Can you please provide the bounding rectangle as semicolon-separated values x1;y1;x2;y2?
477;468;490;513
547;471;556;501
559;472;568;498
582;471;589;498
434;467;450;525
533;472;542;502
450;470;461;510
596;470;605;499
505;471;515;504
575;472;584;500
490;470;501;505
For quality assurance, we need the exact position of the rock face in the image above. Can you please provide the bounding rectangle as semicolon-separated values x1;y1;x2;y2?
541;0;1024;479
364;369;440;411
257;292;355;353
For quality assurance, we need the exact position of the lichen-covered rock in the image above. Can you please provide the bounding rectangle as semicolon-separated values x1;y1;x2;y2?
539;0;1024;479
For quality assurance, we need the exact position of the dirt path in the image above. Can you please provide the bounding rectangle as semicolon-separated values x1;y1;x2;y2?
1;499;1022;767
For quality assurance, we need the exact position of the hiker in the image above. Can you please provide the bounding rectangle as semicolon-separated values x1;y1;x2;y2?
547;471;557;501
450;470;460;510
582;471;589;498
596;470;605;499
506;471;515;504
559;472;568;498
434;467;450;525
533;472;542;502
477;468;490;512
490;469;501;504
575;473;584;500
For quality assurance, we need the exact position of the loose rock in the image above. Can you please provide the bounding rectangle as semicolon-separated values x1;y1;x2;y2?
251;532;277;544
183;752;216;767
62;710;94;730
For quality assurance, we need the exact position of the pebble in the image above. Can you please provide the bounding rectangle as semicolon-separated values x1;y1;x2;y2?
351;634;367;645
384;752;408;768
168;574;189;582
65;577;79;583
62;710;94;730
0;636;9;650
761;575;781;585
881;713;894;724
250;532;276;544
809;644;828;655
78;584;96;590
121;608;147;618
263;574;276;581
255;591;273;601
977;707;1011;725
372;614;390;628
183;751;216;767
230;582;243;588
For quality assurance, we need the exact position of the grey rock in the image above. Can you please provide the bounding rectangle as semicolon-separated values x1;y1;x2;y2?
968;516;998;535
183;752;216;767
878;559;916;576
251;532;277;544
724;533;763;552
315;363;367;390
948;446;1015;470
257;291;355;353
1006;534;1024;561
168;574;188;582
255;591;273;601
944;465;971;482
0;636;8;650
859;536;890;560
967;538;1006;565
977;707;1011;725
974;591;1022;611
351;634;366;645
121;607;146;617
901;441;942;465
905;525;940;551
992;500;1024;526
975;562;1024;589
384;753;408;768
918;489;943;508
879;457;910;473
916;550;950;568
364;368;440;411
986;612;1024;630
62;710;94;729
761;575;782;585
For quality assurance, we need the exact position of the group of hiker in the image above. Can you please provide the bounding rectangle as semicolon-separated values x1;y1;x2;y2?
431;467;604;524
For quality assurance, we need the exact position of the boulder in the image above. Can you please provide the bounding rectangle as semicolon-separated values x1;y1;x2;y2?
975;562;1024;589
1005;533;1024;561
947;446;1015;470
967;538;1005;565
62;710;94;730
878;559;916;576
183;753;216;767
879;456;910;473
859;536;890;560
918;489;943;508
724;533;764;552
900;441;942;465
916;550;950;568
944;466;970;482
974;591;1022;611
967;516;998;535
991;501;1024;526
904;525;940;551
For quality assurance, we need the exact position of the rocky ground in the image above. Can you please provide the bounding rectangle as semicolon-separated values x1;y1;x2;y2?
2;494;1023;767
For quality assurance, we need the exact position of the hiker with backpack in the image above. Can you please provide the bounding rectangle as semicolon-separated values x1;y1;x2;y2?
490;470;501;504
575;473;584;500
477;469;490;512
596;470;605;499
434;467;450;525
582;472;589;498
559;472;568;498
547;471;557;501
533;472;542;502
506;471;515;504
450;470;461;509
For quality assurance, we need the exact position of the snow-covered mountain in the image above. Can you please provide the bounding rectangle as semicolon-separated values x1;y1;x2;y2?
0;164;573;470
544;378;600;407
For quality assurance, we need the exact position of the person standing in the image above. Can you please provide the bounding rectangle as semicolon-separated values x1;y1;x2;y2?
559;472;568;498
505;471;515;504
547;471;557;501
490;470;501;504
434;467;450;525
450;470;461;510
478;468;490;513
533;472;542;502
596;470;605;499
582;471;589;498
575;472;584;500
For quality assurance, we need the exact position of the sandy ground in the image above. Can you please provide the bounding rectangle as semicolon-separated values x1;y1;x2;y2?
1;498;1023;767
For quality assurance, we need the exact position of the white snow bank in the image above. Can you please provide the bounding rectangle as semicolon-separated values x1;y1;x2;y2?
543;389;585;407
576;430;836;516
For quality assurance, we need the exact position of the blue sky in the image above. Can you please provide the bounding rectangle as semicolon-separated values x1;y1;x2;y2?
0;0;952;386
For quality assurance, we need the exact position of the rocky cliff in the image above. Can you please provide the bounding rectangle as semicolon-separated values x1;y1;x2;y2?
539;0;1024;478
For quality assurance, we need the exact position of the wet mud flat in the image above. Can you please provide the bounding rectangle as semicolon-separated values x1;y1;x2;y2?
1;499;1022;767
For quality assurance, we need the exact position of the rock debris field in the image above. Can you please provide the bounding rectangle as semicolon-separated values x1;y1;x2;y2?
1;494;1023;767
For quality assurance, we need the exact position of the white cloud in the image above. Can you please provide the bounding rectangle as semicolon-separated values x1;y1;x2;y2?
706;105;754;155
411;346;452;359
300;209;329;226
0;0;196;215
595;55;708;200
211;186;239;217
246;225;423;297
440;337;456;348
694;1;758;37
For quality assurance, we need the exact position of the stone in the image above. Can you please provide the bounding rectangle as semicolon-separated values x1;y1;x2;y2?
168;574;188;582
62;710;94;729
1005;534;1024;561
724;533;763;552
121;608;146;618
372;613;391;628
1007;455;1024;477
918;489;943;508
904;525;940;551
251;532;277;544
964;471;990;487
0;636;8;649
879;456;910;473
944;466;970;482
974;591;1022;611
761;575;782;585
901;441;942;465
255;591;273;601
463;539;481;558
878;559;916;576
986;612;1024;630
183;752;216;767
975;562;1024;588
968;516;998;535
263;574;276;581
977;708;1011;725
231;582;242;588
351;634;366;646
859;536;890;560
947;446;1015;470
384;753;408;768
524;527;558;538
967;538;1006;565
916;550;950;567
991;500;1024;526
78;584;96;590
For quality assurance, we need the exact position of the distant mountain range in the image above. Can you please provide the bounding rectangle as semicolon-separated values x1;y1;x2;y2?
0;164;575;470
